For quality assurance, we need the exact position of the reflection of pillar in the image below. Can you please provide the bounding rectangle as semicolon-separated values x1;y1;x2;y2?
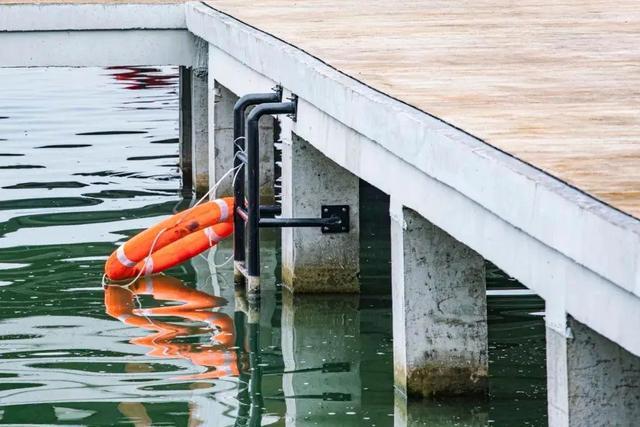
394;391;488;427
390;200;488;397
281;292;361;426
547;315;640;426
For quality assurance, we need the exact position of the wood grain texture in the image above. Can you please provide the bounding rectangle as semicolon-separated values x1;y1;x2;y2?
0;0;183;4
205;0;640;219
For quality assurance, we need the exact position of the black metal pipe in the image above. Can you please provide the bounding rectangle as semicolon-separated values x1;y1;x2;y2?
246;101;296;278
259;204;282;217
232;90;281;269
259;217;340;228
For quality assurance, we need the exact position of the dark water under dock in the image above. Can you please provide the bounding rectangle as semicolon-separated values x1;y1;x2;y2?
0;67;546;426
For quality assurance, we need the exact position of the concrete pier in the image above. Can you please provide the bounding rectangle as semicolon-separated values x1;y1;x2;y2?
190;37;209;196
5;2;640;424
207;79;276;201
391;201;488;397
547;316;640;426
208;80;236;197
281;130;360;293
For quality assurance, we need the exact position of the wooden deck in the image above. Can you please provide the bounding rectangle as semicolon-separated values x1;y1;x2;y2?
205;0;640;219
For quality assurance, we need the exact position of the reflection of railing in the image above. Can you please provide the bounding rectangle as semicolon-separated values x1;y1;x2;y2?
106;66;178;90
104;275;241;380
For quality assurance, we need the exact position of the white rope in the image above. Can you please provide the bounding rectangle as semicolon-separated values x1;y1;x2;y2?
193;141;246;206
103;145;245;288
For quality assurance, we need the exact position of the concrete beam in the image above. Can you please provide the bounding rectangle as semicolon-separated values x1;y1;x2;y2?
391;202;488;397
280;129;360;293
547;316;640;426
0;30;195;68
0;3;186;31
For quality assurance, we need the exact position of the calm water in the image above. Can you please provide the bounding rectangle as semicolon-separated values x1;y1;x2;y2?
0;67;546;426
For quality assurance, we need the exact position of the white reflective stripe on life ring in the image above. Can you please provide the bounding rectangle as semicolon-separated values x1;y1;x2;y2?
116;245;137;268
204;226;223;245
214;198;229;222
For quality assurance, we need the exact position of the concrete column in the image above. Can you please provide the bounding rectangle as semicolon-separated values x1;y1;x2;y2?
208;80;236;197
255;112;276;204
546;316;640;426
280;130;360;293
191;38;209;196
178;66;192;195
390;200;488;398
206;79;276;201
281;292;361;426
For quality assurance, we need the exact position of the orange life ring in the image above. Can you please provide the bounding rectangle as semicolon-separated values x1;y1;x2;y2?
105;197;234;280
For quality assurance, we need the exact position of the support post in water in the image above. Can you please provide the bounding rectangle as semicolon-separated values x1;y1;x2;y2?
546;315;640;426
191;37;209;196
178;65;193;195
208;80;277;201
280;131;360;293
390;200;488;398
209;80;237;197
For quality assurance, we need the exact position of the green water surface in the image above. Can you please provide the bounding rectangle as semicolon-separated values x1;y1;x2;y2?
0;67;546;426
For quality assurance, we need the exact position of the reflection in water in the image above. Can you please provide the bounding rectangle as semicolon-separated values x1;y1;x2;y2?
106;66;178;90
0;66;547;426
104;275;239;381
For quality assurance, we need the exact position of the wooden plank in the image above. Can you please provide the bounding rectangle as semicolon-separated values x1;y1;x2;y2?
205;0;640;219
0;0;183;3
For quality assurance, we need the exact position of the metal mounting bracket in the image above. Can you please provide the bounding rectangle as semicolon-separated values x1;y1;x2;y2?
286;94;298;122
321;205;350;233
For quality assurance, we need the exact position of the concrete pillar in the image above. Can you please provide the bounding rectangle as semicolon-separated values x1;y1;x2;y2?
178;66;192;195
281;292;361;426
280;130;360;293
208;80;236;197
207;78;276;200
256;113;276;203
390;200;488;398
191;38;209;196
546;316;640;426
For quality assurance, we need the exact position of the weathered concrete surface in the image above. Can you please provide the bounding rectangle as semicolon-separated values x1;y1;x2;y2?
391;202;488;397
206;79;276;200
187;5;640;361
281;130;359;293
281;292;361;426
208;80;236;197
178;66;193;194
547;316;640;426
191;37;209;196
